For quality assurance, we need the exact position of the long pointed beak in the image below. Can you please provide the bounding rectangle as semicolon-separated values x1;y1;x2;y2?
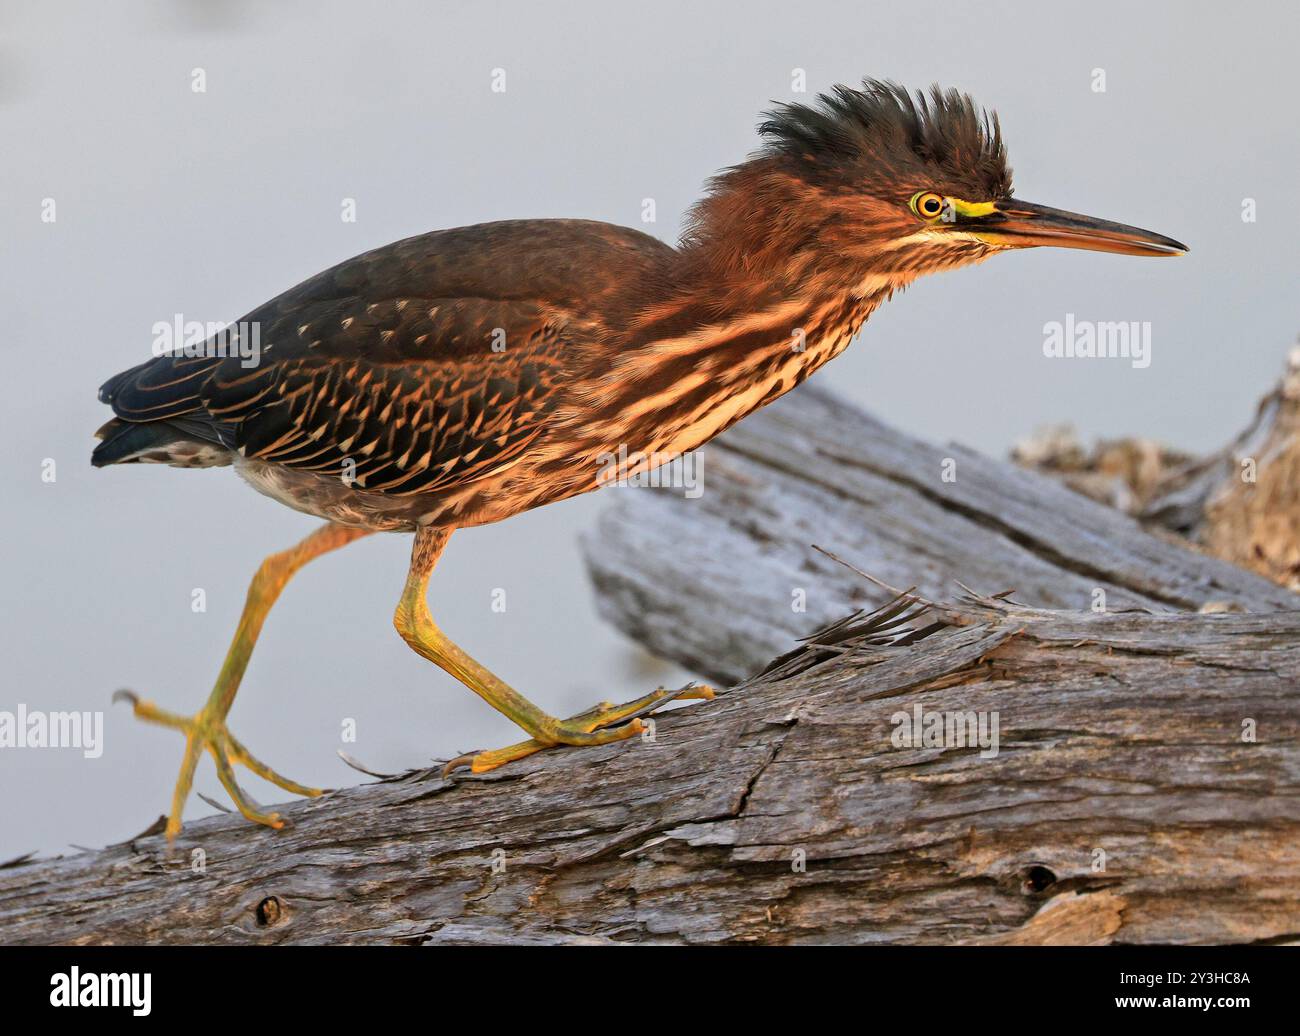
971;199;1188;257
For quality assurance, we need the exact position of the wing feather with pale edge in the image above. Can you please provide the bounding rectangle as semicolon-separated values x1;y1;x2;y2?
100;220;676;494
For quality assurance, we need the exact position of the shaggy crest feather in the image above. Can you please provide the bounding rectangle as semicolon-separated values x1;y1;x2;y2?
757;78;1012;200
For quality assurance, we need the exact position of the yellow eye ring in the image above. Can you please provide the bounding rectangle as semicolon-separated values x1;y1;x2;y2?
910;191;946;220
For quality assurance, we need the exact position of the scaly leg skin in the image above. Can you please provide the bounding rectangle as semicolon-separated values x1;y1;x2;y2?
441;683;717;775
117;522;371;840
393;525;716;777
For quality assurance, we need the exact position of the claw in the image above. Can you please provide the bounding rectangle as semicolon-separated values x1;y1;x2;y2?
441;751;482;777
125;695;316;840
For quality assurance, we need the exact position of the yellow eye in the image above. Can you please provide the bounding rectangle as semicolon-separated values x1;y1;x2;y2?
910;191;945;219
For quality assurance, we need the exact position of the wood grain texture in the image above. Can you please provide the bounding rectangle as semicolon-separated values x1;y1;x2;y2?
7;384;1297;946
583;385;1296;687
1013;346;1300;590
2;594;1297;945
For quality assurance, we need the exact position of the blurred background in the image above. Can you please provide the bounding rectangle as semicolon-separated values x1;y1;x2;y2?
1;0;1296;858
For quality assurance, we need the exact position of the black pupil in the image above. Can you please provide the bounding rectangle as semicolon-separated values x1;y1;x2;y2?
924;196;939;213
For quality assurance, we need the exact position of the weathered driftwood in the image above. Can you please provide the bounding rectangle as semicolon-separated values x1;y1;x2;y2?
5;381;1298;945
1014;346;1300;590
2;588;1297;945
583;384;1297;687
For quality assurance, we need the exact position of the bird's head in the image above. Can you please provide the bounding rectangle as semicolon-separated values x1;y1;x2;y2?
686;79;1186;294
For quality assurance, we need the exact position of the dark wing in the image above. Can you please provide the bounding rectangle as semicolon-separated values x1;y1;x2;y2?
215;296;569;493
98;220;674;493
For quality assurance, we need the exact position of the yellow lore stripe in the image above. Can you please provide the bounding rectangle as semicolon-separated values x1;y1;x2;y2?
950;197;997;218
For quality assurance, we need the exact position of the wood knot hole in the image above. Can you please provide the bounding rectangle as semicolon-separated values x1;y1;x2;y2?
256;895;283;927
1021;865;1057;894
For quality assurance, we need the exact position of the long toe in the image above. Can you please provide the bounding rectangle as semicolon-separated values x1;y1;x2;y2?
446;682;716;774
123;694;317;840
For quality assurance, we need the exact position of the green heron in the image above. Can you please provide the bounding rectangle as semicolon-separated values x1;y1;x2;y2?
94;79;1186;839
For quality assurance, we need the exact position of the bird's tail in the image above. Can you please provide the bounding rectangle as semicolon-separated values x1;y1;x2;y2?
92;418;231;468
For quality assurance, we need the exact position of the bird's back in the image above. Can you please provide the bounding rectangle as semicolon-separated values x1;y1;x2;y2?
94;219;677;502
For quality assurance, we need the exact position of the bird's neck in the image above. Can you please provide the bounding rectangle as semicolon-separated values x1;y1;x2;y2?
590;283;884;467
577;171;907;463
646;157;911;336
675;159;865;301
619;160;909;374
557;162;913;466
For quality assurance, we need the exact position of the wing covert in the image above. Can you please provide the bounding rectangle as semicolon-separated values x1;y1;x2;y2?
204;295;571;494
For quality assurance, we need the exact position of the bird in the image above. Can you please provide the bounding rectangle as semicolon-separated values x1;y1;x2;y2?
94;79;1186;840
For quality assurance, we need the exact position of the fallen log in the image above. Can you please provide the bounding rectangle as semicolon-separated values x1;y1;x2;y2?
1;587;1297;945
583;384;1297;686
1013;345;1300;591
5;378;1298;945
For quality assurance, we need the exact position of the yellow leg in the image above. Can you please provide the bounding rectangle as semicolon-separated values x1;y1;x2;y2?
443;684;716;774
117;521;371;839
394;526;715;775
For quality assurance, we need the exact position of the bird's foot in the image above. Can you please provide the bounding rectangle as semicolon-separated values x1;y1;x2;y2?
114;690;321;840
441;682;716;776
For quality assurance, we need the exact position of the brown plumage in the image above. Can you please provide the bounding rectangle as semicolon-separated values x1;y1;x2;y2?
94;79;1187;837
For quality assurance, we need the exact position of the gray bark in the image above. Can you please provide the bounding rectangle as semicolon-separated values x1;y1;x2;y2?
1012;346;1300;591
4;384;1298;945
583;386;1297;687
2;591;1297;945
